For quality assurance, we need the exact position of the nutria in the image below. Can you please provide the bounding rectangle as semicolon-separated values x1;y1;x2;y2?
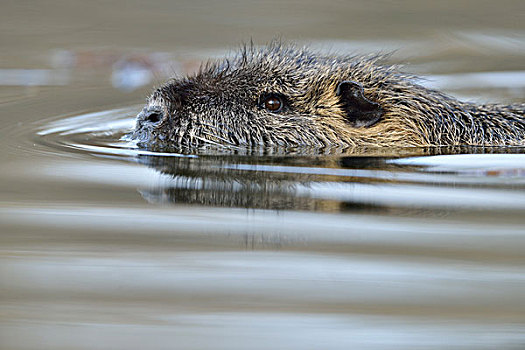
129;42;525;150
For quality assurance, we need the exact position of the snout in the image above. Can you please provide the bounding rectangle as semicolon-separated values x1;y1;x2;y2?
128;106;165;144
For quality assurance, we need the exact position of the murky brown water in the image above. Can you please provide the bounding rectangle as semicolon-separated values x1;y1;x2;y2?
1;1;525;349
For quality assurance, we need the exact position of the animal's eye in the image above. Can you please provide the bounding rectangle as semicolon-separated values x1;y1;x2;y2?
261;94;284;112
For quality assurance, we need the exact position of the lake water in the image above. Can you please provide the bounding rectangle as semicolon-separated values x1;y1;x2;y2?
1;1;525;349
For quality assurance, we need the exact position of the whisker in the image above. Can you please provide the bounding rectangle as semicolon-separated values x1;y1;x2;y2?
201;130;235;145
193;135;222;146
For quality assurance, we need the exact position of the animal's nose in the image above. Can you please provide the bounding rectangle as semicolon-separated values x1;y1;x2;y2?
141;107;163;124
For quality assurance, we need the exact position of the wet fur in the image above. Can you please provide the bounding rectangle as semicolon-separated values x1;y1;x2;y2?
131;42;525;149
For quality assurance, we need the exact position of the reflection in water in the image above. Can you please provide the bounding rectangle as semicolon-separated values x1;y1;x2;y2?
132;151;525;212
135;154;327;210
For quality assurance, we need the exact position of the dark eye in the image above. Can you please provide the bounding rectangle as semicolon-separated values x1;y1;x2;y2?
261;94;284;112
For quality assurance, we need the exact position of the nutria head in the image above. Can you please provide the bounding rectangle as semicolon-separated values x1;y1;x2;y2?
129;42;525;150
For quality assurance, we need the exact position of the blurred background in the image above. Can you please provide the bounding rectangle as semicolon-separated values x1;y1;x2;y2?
2;0;525;101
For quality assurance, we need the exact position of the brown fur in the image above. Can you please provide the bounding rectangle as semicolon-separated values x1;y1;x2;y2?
129;42;525;150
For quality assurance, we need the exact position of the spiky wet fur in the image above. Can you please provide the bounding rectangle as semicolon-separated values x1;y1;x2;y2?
131;42;525;150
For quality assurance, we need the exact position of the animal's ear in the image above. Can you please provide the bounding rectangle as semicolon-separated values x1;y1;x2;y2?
335;81;384;127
